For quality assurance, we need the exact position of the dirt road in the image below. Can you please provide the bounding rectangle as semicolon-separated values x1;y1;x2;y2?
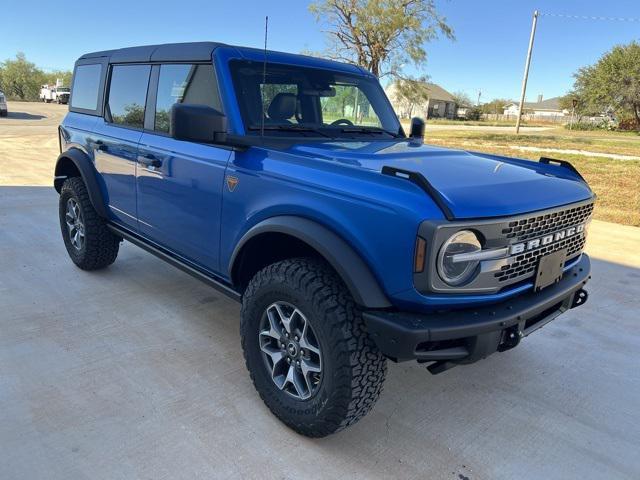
0;101;66;186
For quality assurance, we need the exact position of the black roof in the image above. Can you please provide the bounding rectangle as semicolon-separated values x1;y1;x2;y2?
78;42;227;63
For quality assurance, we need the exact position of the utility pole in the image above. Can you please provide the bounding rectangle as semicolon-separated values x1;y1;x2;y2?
515;10;539;134
476;89;482;106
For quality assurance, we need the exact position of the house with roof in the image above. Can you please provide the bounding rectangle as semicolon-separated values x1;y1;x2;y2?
503;95;568;118
385;81;458;119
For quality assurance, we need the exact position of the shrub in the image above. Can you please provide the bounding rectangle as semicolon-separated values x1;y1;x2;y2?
617;118;640;132
565;118;617;131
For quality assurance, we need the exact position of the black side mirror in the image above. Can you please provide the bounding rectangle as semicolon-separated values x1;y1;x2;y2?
409;117;425;144
170;104;227;144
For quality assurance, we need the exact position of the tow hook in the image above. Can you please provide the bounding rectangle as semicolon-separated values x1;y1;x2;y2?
498;325;523;352
571;288;588;309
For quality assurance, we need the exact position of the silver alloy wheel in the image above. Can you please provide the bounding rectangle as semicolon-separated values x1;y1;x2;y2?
65;198;85;251
258;301;322;400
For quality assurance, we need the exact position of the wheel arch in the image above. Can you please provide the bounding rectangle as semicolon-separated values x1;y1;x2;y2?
229;216;392;309
54;148;109;218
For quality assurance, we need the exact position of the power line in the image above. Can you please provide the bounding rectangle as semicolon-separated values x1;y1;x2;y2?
539;12;640;22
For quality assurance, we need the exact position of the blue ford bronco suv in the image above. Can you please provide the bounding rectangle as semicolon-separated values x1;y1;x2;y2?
55;42;593;437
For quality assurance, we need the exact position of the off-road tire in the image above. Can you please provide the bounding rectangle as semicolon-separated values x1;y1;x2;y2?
241;258;387;437
59;177;120;270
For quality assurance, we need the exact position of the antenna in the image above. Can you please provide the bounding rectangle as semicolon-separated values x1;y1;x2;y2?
260;16;269;139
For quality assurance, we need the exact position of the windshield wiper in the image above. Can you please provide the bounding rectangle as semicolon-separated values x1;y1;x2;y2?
339;126;401;138
248;124;332;138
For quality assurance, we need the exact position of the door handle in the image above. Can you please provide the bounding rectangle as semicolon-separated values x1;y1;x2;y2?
138;153;162;168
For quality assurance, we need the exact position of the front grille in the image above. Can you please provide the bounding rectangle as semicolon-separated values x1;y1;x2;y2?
495;229;587;282
501;203;594;241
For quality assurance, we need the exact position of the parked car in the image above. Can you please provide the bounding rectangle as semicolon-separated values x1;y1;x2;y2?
0;90;7;116
54;42;594;437
40;84;71;104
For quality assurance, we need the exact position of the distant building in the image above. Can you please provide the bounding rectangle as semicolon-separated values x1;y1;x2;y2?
385;82;458;119
503;95;568;118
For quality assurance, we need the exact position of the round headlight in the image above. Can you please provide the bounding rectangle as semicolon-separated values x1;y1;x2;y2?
437;230;482;286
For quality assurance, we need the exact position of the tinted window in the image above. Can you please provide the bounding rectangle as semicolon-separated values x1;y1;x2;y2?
70;64;102;110
229;60;401;138
107;65;150;128
155;64;221;133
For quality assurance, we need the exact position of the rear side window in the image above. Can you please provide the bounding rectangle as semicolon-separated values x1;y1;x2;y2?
70;64;102;110
154;64;221;133
107;65;151;129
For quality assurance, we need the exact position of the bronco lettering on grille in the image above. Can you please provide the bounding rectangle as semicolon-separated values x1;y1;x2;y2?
509;224;585;255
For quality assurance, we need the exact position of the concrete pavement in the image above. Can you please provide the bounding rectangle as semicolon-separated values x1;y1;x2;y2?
1;102;639;479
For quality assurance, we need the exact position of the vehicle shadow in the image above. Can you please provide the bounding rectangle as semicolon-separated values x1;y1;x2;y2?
3;111;46;120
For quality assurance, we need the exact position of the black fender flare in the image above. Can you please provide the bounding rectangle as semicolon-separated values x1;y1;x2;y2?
229;216;392;309
54;148;109;218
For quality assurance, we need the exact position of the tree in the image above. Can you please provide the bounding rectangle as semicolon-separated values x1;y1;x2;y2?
571;41;640;129
451;91;472;108
44;69;73;88
393;75;431;117
309;0;454;78
0;52;45;100
479;98;511;115
558;93;599;123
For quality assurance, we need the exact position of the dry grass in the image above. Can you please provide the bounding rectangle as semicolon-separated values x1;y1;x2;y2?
426;128;640;157
424;129;640;227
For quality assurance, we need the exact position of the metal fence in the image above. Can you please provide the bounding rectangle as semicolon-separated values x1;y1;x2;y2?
481;113;568;124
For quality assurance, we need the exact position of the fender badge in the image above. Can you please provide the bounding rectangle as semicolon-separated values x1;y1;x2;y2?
226;175;239;192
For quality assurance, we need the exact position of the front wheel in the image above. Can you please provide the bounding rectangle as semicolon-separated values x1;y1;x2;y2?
241;258;387;437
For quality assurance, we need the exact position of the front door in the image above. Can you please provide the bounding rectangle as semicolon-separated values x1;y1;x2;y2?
136;63;230;273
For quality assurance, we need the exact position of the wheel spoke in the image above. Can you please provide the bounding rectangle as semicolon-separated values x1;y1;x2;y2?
284;364;307;398
274;303;292;334
299;320;320;355
301;357;321;375
264;307;284;340
260;344;286;381
300;358;320;395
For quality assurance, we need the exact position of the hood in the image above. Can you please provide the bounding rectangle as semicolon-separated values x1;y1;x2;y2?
284;140;593;219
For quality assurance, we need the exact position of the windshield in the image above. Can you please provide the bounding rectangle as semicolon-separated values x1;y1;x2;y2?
229;60;402;139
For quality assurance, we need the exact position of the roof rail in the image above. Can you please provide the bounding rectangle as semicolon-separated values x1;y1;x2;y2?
381;166;454;220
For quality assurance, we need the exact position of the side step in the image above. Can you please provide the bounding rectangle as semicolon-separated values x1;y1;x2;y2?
108;224;242;302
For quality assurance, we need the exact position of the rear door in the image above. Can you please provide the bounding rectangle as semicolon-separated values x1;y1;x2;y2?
136;63;231;273
92;64;151;228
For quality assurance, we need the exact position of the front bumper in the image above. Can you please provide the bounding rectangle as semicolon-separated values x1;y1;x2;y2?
363;254;591;371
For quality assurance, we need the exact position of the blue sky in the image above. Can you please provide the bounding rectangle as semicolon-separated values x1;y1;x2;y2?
2;0;638;102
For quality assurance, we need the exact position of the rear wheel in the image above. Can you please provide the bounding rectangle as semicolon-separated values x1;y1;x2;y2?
59;177;120;270
241;258;387;437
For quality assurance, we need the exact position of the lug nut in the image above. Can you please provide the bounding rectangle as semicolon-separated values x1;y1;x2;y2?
294;336;299;341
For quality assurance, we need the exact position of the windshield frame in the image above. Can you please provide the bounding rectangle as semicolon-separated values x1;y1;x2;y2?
228;59;404;141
